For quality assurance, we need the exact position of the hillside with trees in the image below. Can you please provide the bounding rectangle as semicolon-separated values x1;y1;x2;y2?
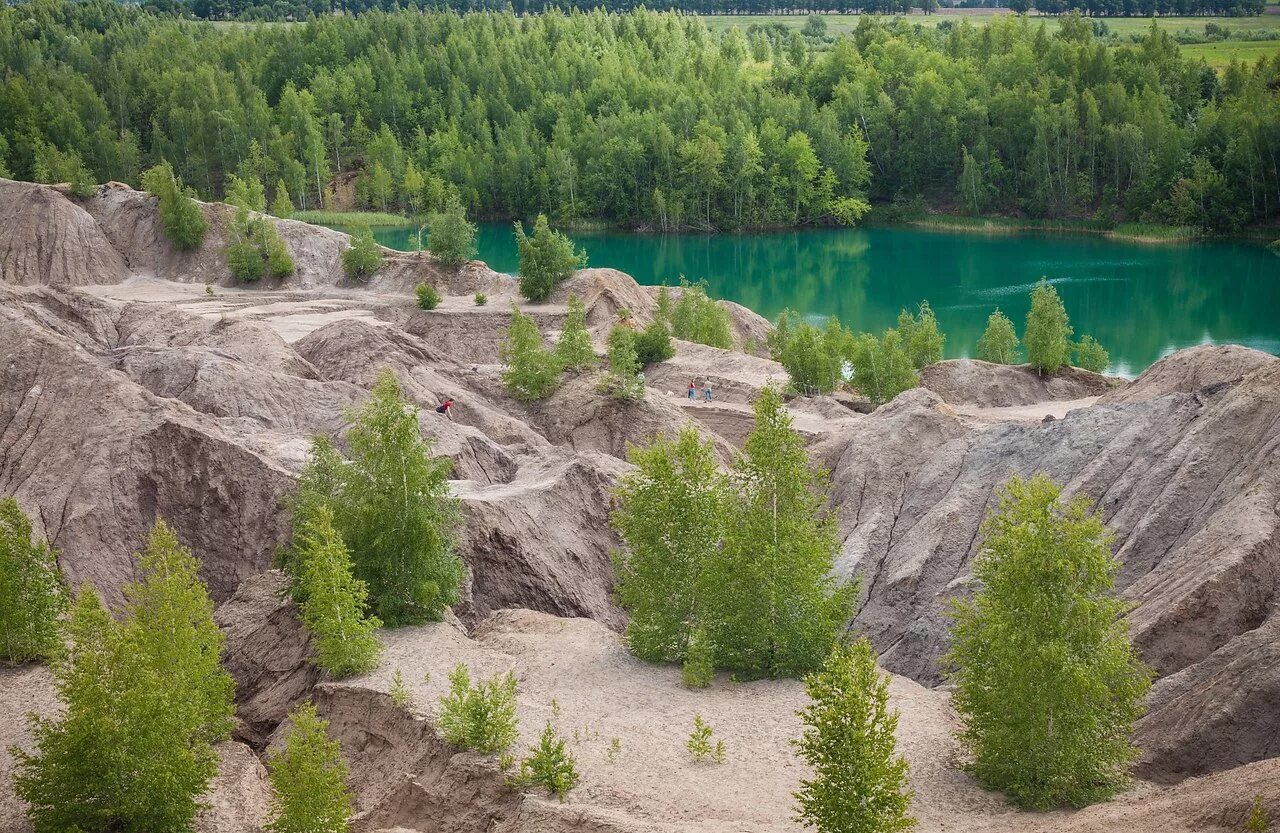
1;1;1277;232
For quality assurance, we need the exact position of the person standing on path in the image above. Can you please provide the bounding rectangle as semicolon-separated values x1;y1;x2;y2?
703;385;713;403
688;380;697;401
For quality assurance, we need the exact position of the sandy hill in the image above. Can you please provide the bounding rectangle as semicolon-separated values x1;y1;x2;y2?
0;177;1276;833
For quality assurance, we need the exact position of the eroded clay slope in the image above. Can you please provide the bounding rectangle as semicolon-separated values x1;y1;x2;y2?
826;346;1280;780
0;178;500;293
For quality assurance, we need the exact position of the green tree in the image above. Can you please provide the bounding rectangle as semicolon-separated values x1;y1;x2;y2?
772;313;846;395
670;279;733;350
516;723;579;801
427;201;477;267
944;475;1152;809
296;372;463;626
141;161;208;251
32;144;95;197
342;225;383;281
272;180;294;218
501;307;563;401
555;293;597;372
389;667;413;710
686;714;726;763
896;301;945;369
634;319;675;366
681;627;715;689
342;372;462;624
291;505;382;679
225;172;266;212
415;282;442;310
848;330;917;405
515;214;586;302
266;701;353;833
1074;335;1110;374
1246;795;1269;833
1024;279;1074;375
794;638;915;833
705;386;855;678
958;148;993;214
225;205;293;282
612;425;728;664
599;326;645;400
14;520;235;833
401;159;425;216
438;664;520;755
363;161;393;213
975;310;1019;365
0;498;66;664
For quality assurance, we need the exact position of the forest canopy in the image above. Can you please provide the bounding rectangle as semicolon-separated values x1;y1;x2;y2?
2;1;1277;232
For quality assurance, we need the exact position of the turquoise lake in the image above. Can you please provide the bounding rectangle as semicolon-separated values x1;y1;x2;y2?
363;222;1280;376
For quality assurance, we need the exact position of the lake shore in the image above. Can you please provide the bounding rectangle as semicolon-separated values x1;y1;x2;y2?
901;214;1205;244
316;208;1278;248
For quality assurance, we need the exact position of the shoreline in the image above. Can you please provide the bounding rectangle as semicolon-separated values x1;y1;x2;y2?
315;209;1278;248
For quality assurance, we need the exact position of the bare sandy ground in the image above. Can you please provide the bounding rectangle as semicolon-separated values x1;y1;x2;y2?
951;396;1102;427
3;612;1269;833
354;611;1267;833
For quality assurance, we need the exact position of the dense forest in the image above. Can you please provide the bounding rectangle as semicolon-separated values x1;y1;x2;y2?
2;0;1278;231
153;0;1269;23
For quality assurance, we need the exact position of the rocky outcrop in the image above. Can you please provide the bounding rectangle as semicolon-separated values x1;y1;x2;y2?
294;317;537;483
1134;613;1280;783
1101;343;1278;404
456;454;629;629
822;350;1280;781
195;742;272;833
520;373;733;463
554;269;660;330
0;178;504;294
644;341;788;405
0;181;129;286
918;359;1117;407
215;570;320;747
0;292;296;603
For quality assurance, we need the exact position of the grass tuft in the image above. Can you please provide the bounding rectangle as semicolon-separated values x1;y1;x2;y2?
294;209;411;227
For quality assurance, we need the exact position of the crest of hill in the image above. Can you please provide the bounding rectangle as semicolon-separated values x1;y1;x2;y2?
0;178;504;293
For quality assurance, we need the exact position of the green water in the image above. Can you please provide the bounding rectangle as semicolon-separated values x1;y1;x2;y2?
366;222;1279;375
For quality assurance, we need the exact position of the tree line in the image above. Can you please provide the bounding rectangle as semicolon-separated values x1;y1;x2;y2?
155;0;1267;22
767;279;1110;402
3;2;1278;232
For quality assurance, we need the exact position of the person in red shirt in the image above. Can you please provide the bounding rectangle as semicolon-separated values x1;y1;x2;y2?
435;398;454;421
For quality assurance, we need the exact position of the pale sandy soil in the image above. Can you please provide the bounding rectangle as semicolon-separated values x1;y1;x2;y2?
3;612;1266;833
951;396;1102;427
358;611;1255;833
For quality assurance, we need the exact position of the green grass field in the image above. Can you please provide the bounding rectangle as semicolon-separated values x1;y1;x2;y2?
697;7;1280;37
293;209;411;226
698;7;1280;68
1180;38;1280;66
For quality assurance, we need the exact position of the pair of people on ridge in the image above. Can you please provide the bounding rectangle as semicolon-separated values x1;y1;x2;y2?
687;380;714;403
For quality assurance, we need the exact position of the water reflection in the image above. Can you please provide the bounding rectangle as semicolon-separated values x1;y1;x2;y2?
367;222;1279;374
